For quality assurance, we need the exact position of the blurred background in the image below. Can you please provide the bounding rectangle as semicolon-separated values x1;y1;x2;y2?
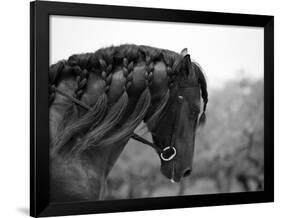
105;75;264;199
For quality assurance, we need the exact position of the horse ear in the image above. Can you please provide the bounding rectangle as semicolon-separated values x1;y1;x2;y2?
180;48;188;57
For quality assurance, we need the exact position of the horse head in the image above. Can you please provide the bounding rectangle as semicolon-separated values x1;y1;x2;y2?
146;48;208;183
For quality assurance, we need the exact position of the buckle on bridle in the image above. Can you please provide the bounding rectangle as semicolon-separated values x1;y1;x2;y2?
160;146;177;161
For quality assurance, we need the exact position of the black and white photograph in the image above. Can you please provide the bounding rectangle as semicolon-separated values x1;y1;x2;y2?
0;0;278;218
49;15;264;202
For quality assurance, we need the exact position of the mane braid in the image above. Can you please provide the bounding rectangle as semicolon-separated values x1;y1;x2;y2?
56;103;79;136
52;93;108;155
49;44;185;155
144;89;170;130
72;91;129;154
97;87;152;147
193;62;208;125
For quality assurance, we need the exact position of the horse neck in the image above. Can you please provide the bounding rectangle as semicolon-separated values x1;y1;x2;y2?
49;45;180;201
50;134;129;202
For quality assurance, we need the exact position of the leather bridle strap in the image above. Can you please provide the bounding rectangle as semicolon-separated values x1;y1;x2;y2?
131;133;162;153
50;85;162;153
158;94;183;162
169;95;183;150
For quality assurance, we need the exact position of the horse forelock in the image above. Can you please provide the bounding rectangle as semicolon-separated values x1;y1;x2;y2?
50;44;205;156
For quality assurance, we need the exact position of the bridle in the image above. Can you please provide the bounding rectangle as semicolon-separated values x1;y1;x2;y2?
50;81;199;162
50;85;177;161
50;53;202;162
148;82;200;162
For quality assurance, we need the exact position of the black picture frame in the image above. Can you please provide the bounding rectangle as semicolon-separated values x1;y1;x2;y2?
30;1;274;217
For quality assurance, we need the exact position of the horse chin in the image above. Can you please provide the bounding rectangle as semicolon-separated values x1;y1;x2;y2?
160;163;181;183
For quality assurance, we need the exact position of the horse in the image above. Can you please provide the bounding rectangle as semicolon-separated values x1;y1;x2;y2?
49;44;208;202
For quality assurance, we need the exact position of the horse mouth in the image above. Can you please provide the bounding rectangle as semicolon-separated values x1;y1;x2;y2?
160;163;181;183
170;178;176;183
161;163;192;183
169;175;181;183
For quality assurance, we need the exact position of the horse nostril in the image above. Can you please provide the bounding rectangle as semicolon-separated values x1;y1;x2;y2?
183;168;192;177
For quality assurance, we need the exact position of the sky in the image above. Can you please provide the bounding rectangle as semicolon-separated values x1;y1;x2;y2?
50;15;264;89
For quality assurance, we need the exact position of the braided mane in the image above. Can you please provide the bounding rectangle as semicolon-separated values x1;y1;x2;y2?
49;44;207;156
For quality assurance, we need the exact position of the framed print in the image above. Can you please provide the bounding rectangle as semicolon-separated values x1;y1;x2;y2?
30;1;274;217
